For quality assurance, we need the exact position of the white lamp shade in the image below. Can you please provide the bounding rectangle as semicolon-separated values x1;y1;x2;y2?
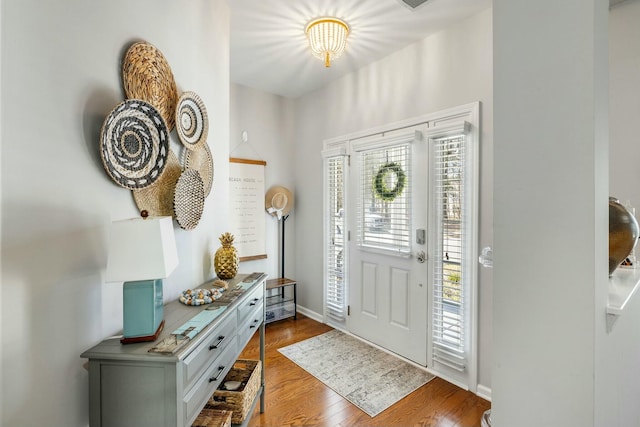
105;216;179;282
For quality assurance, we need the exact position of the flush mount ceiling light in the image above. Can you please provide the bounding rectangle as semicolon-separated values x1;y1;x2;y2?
305;17;350;68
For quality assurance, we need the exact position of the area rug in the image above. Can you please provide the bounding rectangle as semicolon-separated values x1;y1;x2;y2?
278;329;434;417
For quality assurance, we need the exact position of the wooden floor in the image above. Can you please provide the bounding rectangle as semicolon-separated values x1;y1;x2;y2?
239;314;490;427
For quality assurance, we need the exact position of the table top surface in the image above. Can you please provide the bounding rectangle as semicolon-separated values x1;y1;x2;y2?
265;277;296;289
81;273;267;362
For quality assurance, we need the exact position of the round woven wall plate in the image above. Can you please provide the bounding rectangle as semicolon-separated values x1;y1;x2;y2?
133;148;181;217
174;169;205;230
100;99;169;189
183;143;214;196
175;91;208;150
122;41;178;131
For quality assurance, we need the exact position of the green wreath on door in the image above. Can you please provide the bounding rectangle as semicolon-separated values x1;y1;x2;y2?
373;162;406;201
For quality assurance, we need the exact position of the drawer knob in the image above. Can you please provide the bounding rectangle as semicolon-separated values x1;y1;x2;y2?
209;335;225;350
209;366;225;382
249;298;259;306
249;319;259;329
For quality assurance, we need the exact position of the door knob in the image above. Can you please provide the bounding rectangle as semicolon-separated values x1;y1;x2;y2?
416;251;426;263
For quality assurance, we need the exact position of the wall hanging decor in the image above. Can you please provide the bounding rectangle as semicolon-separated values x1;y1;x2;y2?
100;99;169;189
133;149;181;218
122;41;178;131
97;40;215;230
374;161;406;202
175;91;208;151
183;143;214;197
229;158;267;261
173;169;205;230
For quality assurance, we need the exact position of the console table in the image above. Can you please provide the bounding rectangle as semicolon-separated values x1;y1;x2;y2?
81;273;267;427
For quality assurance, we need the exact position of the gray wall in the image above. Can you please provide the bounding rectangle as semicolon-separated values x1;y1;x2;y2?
493;0;640;425
598;1;640;425
493;0;607;424
610;0;640;205
0;1;230;426
229;84;296;279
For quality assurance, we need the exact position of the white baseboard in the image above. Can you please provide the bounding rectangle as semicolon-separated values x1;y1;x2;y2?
296;305;323;323
476;384;492;402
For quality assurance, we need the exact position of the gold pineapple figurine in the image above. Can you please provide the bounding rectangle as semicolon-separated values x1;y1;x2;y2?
214;232;239;279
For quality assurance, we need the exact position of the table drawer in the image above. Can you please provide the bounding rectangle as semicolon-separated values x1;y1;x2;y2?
182;313;237;393
237;285;264;325
183;335;237;426
238;301;263;351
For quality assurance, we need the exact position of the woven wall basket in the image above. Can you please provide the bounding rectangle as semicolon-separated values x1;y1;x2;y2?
175;91;209;151
133;148;181;217
174;169;205;230
122;41;178;131
100;99;169;189
183;143;214;197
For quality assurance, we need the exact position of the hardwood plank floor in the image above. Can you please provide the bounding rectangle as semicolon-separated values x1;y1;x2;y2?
239;314;490;427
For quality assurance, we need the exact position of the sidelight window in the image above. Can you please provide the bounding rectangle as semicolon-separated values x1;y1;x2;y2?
323;149;348;323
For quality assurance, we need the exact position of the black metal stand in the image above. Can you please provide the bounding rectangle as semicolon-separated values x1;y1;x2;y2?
280;214;289;279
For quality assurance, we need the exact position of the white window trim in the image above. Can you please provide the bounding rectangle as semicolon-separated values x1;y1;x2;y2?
426;119;479;392
322;143;348;327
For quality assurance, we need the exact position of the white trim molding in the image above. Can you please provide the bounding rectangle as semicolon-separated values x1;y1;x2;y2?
476;384;492;402
297;305;324;323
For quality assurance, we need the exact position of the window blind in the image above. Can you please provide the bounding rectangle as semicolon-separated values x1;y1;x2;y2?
326;155;347;321
357;144;411;254
432;135;467;372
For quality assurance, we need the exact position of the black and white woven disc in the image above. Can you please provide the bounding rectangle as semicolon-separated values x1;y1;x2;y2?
174;169;205;230
175;91;208;150
183;143;214;197
100;99;169;189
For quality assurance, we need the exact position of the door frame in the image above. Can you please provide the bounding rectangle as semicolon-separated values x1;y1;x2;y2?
321;101;481;392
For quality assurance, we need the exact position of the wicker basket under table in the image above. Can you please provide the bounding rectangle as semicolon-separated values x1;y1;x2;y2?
192;408;232;427
207;359;261;424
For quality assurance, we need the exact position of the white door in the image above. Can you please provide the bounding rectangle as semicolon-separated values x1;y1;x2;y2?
347;127;428;366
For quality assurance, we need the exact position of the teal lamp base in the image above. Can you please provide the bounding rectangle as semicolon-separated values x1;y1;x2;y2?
120;278;165;344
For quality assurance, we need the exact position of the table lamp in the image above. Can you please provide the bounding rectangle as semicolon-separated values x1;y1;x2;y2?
105;216;179;344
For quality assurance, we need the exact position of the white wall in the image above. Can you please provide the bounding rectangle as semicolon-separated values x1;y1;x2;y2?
596;1;640;425
292;8;494;390
493;0;618;426
0;1;230;426
492;0;640;425
0;2;4;423
610;0;640;206
229;84;296;279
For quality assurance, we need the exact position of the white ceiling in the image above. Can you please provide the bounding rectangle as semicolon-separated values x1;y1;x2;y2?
228;0;492;99
229;0;633;99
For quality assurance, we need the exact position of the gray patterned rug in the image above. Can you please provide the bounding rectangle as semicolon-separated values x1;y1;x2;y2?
278;329;434;417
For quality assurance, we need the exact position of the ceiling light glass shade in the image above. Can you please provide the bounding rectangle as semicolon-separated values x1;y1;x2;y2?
305;17;350;68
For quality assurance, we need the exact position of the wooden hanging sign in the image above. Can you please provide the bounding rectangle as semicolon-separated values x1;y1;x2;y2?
229;158;267;261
